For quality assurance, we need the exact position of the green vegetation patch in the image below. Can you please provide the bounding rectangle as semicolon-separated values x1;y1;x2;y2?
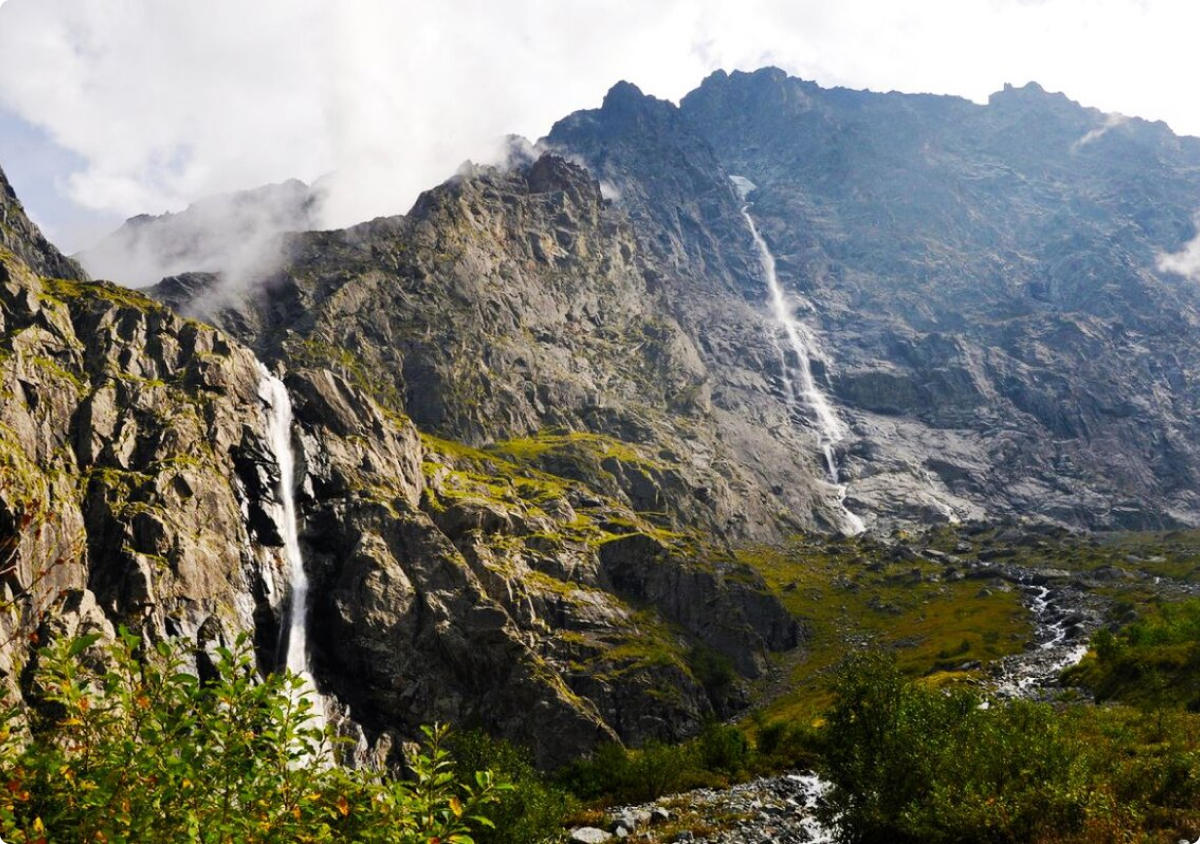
734;535;1030;722
488;428;661;469
1067;597;1200;710
42;277;164;314
420;431;693;554
589;610;690;680
820;651;1200;844
0;630;508;843
27;355;87;395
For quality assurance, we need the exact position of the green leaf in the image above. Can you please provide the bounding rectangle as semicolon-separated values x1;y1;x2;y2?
67;633;102;658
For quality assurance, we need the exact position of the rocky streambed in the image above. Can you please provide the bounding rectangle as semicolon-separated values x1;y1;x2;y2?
568;773;833;844
970;558;1198;702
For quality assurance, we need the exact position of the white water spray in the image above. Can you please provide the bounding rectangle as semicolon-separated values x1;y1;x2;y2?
787;773;836;843
736;180;864;533
256;364;312;678
743;208;845;457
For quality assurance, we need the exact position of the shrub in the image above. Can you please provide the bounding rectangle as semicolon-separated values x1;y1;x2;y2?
450;730;574;844
0;629;505;843
1070;598;1200;709
556;738;716;805
686;645;737;701
820;651;1090;844
696;721;749;776
751;717;821;772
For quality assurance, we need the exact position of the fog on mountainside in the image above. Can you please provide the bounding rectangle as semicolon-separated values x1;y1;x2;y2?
76;179;324;287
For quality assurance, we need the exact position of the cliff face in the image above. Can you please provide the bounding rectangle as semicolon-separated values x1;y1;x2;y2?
1;163;799;767
153;153;851;537
549;70;1200;530
0;226;286;698
0;168;88;283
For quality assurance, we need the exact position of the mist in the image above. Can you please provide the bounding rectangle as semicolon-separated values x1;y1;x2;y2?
1157;216;1200;283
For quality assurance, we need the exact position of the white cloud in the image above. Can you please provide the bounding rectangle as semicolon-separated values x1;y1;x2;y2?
1158;215;1200;282
2;0;1200;252
1072;112;1130;152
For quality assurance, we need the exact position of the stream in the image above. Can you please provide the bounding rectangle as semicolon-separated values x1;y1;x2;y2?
986;578;1094;702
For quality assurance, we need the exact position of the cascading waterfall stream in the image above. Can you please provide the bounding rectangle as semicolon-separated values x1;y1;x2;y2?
734;178;865;534
256;364;320;696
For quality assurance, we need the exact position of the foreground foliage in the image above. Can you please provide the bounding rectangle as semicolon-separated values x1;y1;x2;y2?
0;630;505;843
450;730;575;844
820;652;1200;844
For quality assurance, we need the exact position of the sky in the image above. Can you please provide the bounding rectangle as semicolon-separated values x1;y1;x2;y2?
2;0;1200;254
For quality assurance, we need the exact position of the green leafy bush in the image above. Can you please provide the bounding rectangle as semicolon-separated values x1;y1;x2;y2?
695;721;749;776
819;651;1200;844
821;651;1091;844
450;730;574;844
556;738;718;805
686;645;736;701
0;629;505;843
1068;598;1200;709
750;716;821;772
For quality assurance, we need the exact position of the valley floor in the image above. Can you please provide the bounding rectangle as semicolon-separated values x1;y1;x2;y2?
566;526;1200;844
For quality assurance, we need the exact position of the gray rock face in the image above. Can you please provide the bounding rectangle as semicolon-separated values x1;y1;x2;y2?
0;161;801;767
0;226;289;701
671;67;1200;530
0;167;87;282
538;70;1200;531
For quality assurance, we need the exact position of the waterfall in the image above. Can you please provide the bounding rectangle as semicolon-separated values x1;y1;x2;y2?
256;364;312;678
735;178;864;534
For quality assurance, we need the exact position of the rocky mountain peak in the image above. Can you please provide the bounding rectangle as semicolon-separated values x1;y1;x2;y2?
987;80;1089;120
0;164;87;282
555;79;688;144
600;79;650;112
525;154;600;202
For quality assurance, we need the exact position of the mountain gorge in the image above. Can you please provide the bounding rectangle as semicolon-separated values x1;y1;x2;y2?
7;66;1200;768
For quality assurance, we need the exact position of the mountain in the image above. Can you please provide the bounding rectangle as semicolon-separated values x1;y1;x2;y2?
1;166;88;282
10;65;1200;768
548;69;1200;530
0;159;798;767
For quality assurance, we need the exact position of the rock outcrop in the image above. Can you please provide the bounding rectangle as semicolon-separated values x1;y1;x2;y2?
0;168;87;282
0;229;287;700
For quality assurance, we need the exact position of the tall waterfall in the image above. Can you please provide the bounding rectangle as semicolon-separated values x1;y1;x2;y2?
735;179;864;534
256;364;312;677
